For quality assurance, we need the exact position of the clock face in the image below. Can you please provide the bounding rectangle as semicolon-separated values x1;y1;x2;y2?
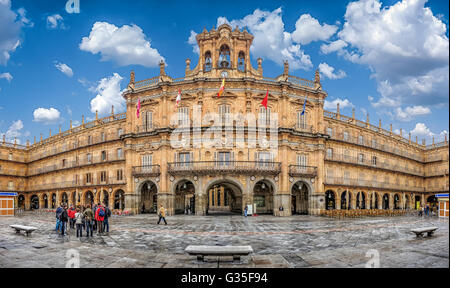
221;71;228;78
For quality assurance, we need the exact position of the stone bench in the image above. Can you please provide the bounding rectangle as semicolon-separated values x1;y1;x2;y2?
185;245;253;262
10;225;37;237
411;227;438;238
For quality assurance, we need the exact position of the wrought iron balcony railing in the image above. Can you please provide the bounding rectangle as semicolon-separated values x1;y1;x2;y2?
324;176;425;192
288;165;317;178
168;161;281;176
132;165;161;177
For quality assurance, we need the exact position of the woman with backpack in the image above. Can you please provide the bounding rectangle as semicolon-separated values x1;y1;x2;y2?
95;203;105;235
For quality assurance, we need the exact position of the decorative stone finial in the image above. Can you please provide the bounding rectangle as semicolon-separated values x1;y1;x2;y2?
40;134;43;141
159;60;166;76
257;58;263;75
352;108;355;120
432;136;435;145
2;135;5;143
111;105;114;115
82;115;85;125
415;136;418;143
337;103;340;115
49;129;52;137
130;70;135;84
95;110;98;120
379;119;381;128
390;124;392;135
409;133;411;143
366;113;369;123
400;128;402;137
59;125;62;134
70;120;73;129
283;60;289;75
14;137;16;145
33;136;36;144
315;69;321;84
185;58;191;75
26;140;30;147
422;139;426;146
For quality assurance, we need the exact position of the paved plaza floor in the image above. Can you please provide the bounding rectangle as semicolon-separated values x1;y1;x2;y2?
0;212;448;268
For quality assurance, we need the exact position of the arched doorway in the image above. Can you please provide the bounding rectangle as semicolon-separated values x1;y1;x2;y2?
30;195;39;210
84;191;94;207
18;195;25;210
100;190;109;207
394;194;400;209
174;180;195;215
383;194;390;210
404;194;410;210
341;190;351;210
114;190;125;210
71;191;77;206
291;181;309;215
205;180;243;215
356;192;366;209
253;180;274;215
325;190;336;210
51;193;57;209
414;195;421;210
61;192;68;206
427;195;438;211
370;192;380;209
140;181;158;214
43;194;48;209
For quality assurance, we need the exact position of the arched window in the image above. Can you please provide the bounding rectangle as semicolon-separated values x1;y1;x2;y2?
204;51;212;72
238;51;245;72
219;45;230;68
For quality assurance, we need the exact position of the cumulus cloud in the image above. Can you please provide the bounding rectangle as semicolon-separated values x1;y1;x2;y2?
327;0;449;109
318;62;347;79
0;0;24;65
46;14;66;29
54;62;73;77
410;123;448;144
80;22;165;67
395;105;431;121
324;98;354;111
33;107;62;124
89;73;125;116
217;8;313;70
0;72;12;82
188;30;199;54
0;120;24;143
291;14;338;45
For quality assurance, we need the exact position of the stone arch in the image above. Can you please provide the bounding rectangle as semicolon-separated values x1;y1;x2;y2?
325;190;336;210
18;194;26;210
83;190;95;207
113;189;126;210
394;193;401;209
173;179;196;215
253;178;276;215
382;193;390;210
291;180;311;215
203;177;245;215
137;180;159;214
356;191;367;209
30;194;39;210
60;192;69;206
51;192;57;209
41;193;49;209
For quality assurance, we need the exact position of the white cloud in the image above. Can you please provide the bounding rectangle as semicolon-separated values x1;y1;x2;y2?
33;107;62;124
0;0;23;65
320;39;348;54
55;62;73;77
291;14;338;45
0;72;12;82
46;14;65;30
410;123;448;143
0;119;24;143
318;62;347;79
80;22;164;67
324;98;354;111
329;0;449;108
89;73;125;116
217;8;313;70
395;105;431;121
188;30;199;54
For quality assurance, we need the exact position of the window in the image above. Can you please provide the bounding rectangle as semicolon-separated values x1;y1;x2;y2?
219;45;230;68
297;154;307;167
257;152;271;167
117;148;123;159
87;153;92;164
142;154;153;167
238;51;245;72
204;51;212;72
178;152;191;167
344;149;350;160
218;152;231;166
358;135;364;145
101;132;106;142
8;181;14;190
344;171;350;184
259;107;271;127
88;136;92;145
118;128;123;137
85;173;92;184
73;140;78;149
327;127;333;137
8;153;13;161
144;111;153;131
101;151;107;161
100;171;107;183
219;104;231;125
371;138;377;148
343;131;349;141
117;170;123;181
326;169;334;178
326;148;333;159
372;156;377;166
178;107;189;126
62;159;66;168
358;153;364;164
297;111;307;130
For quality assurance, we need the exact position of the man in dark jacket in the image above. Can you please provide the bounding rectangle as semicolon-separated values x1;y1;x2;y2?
83;204;94;237
103;205;111;233
55;204;63;232
60;205;69;236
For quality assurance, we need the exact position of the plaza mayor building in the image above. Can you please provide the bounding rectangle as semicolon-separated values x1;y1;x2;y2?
0;24;449;217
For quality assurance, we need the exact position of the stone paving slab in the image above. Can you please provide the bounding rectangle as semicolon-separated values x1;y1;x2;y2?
0;213;448;268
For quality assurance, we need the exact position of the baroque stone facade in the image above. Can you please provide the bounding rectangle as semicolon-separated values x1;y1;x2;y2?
1;24;448;216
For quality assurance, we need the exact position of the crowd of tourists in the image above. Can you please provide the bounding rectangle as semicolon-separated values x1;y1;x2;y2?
418;204;436;217
55;203;111;237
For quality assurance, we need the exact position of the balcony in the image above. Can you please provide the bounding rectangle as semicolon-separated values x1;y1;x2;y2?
0;168;27;177
132;165;161;177
28;178;127;192
324;176;424;192
325;153;424;177
289;165;317;178
167;161;281;176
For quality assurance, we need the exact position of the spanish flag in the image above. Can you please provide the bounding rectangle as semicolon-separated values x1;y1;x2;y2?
217;78;225;98
261;89;269;109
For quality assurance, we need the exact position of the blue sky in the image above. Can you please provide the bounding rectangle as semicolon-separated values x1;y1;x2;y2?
0;0;448;145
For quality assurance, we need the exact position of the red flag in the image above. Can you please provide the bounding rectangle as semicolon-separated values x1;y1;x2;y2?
136;98;141;118
261;89;269;109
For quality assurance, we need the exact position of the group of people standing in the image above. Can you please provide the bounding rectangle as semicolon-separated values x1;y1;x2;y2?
418;204;435;217
55;203;111;237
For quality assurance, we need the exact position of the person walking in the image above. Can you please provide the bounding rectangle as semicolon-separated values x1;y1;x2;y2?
60;205;69;236
83;204;94;238
75;208;84;238
103;205;111;233
244;205;248;217
55;204;63;232
95;203;105;234
425;204;430;216
157;204;167;225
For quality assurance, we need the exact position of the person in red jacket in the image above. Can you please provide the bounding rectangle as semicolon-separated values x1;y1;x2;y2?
95;203;105;235
68;204;76;229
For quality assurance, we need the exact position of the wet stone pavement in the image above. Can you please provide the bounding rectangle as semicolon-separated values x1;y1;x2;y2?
0;212;448;268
